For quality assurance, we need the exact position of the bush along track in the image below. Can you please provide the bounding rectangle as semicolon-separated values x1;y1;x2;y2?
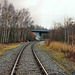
38;42;75;75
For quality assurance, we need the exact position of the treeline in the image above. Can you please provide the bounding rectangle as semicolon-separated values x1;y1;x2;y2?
0;0;46;43
49;18;75;45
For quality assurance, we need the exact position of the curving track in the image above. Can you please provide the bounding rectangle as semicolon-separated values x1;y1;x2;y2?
10;42;48;75
0;42;67;75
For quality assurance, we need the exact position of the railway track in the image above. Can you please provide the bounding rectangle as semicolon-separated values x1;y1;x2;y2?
10;42;48;75
10;43;30;75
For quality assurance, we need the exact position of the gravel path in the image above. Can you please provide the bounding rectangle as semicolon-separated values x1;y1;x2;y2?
0;43;26;75
16;43;42;75
34;42;67;75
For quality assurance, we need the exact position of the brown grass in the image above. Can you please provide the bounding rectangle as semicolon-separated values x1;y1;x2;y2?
0;43;20;57
45;41;75;61
40;41;75;72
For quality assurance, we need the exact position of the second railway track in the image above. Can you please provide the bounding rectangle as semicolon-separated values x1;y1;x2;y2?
10;42;48;75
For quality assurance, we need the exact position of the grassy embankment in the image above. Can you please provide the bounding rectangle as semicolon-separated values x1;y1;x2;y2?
38;41;75;74
0;43;20;57
45;41;75;61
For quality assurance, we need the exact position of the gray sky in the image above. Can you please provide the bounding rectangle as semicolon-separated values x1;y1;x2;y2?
2;0;75;29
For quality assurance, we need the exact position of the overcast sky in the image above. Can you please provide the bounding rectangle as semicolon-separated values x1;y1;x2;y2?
2;0;75;29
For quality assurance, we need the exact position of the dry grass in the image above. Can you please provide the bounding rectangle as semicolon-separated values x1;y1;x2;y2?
45;41;75;60
0;52;4;56
39;41;75;73
0;43;20;56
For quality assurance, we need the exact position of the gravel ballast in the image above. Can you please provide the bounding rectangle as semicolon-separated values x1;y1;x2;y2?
34;42;67;75
0;43;26;75
16;43;42;75
0;42;68;75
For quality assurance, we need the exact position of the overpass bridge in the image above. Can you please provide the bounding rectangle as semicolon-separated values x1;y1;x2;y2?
31;30;49;40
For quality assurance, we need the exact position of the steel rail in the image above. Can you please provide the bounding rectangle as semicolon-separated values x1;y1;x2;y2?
10;43;30;75
31;42;48;75
10;42;48;75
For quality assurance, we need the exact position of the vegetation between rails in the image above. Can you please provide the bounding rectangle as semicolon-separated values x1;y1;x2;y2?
38;41;75;74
